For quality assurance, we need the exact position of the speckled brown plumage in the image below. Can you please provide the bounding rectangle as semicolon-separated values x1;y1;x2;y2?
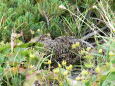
30;35;84;64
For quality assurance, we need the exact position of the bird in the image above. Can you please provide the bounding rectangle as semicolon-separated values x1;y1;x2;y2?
29;35;84;65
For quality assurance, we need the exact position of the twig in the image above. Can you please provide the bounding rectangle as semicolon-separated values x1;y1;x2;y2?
43;10;50;27
11;29;16;52
79;39;94;48
11;30;23;52
82;26;107;40
78;26;108;48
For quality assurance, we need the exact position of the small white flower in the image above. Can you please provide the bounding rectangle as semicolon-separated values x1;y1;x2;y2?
59;4;66;10
112;29;115;32
92;5;98;9
37;29;40;32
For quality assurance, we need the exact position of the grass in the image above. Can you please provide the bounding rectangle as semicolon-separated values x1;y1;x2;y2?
0;0;115;86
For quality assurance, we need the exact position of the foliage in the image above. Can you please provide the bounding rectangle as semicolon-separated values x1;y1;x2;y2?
0;0;115;86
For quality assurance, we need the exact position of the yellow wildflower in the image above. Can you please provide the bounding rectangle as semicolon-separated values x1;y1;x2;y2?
105;62;110;67
82;79;88;83
75;76;82;81
112;29;115;33
71;42;80;49
85;63;94;68
47;60;52;65
84;55;93;59
29;65;34;68
58;63;62;68
63;70;68;76
81;70;88;75
109;51;114;56
29;53;35;58
80;49;86;54
62;60;67;66
53;68;59;74
98;49;103;53
86;47;91;51
11;67;18;73
66;64;73;71
95;66;101;73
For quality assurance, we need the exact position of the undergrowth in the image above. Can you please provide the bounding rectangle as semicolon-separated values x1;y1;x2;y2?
0;0;115;86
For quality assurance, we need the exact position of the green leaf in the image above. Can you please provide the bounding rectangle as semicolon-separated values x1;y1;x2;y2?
107;72;115;81
0;66;3;75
